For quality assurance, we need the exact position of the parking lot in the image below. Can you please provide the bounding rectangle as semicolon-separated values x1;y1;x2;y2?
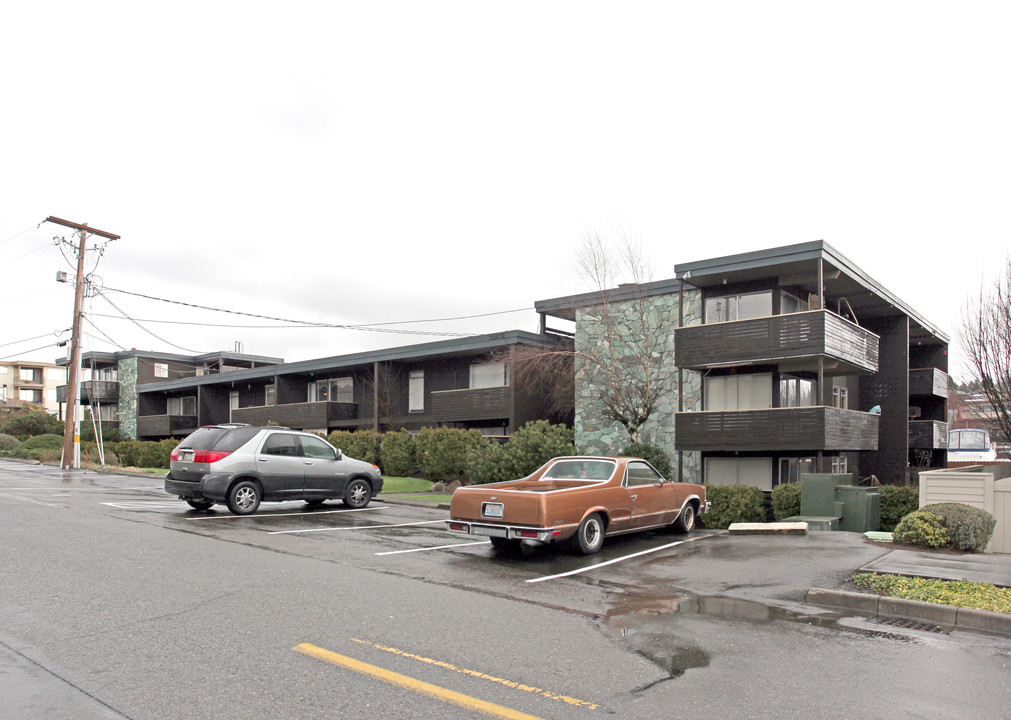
4;459;1011;720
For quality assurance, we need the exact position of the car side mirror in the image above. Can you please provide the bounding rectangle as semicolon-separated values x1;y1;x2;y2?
335;449;343;460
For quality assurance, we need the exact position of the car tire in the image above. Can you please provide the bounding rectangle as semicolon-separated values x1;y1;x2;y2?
573;513;605;555
186;499;215;511
227;480;261;515
673;502;696;533
489;537;522;553
342;478;371;509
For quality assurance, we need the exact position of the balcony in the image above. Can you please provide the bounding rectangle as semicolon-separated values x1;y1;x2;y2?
909;420;948;450
674;406;879;452
909;368;948;398
675;310;879;372
137;414;198;438
230;402;358;429
57;380;120;404
431;386;511;422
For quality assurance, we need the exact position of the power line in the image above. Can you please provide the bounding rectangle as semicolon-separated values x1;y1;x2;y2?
0;342;61;361
0;330;70;349
102;286;528;336
0;221;45;246
99;293;204;354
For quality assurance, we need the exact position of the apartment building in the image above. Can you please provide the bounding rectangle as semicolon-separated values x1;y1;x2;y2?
0;359;67;414
536;241;949;486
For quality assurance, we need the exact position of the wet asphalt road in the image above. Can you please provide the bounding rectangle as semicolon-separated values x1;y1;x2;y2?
2;459;1010;719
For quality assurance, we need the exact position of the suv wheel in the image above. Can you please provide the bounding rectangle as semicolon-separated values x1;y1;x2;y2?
342;478;371;509
228;481;262;515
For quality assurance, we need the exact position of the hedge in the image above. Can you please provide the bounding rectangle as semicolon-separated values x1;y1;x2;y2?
465;421;575;484
771;482;802;521
415;428;484;481
920;503;996;553
327;430;380;466
701;485;765;529
380;429;415;477
879;485;919;532
0;433;21;453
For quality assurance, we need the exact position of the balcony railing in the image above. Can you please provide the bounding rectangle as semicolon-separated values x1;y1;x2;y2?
430;386;511;422
909;368;948;398
674;406;880;452
137;414;198;438
230;401;358;429
909;420;948;450
57;380;120;404
675;310;879;372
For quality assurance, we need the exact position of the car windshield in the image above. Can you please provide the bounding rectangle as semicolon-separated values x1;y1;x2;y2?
542;460;615;481
176;426;261;452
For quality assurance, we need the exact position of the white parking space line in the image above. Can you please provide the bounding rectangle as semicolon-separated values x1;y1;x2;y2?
375;540;490;556
102;501;186;509
526;536;705;584
0;492;64;508
185;505;391;520
269;519;445;535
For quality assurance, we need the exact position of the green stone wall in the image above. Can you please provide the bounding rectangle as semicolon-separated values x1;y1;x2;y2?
118;356;138;440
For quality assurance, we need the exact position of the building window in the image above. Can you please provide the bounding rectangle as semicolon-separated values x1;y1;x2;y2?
705;373;772;411
167;396;196;416
831;456;849;474
19;368;38;383
780;376;817;408
780;291;809;315
779;457;815;485
705;457;773;491
470;362;507;389
97;404;119;421
409;370;424;413
704;291;773;323
19;388;42;403
832;386;848;410
1;385;7;403
309;377;353;403
91;367;117;381
265;384;276;406
154;363;169;378
0;366;7;374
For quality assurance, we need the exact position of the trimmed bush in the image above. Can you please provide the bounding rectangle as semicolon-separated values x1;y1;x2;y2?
879;485;919;532
0;433;23;453
621;441;673;479
503;420;575;477
328;430;380;465
894;511;949;549
465;439;511;485
920;503;997;553
771;482;802;521
701;485;765;529
380;429;415;477
0;410;63;439
415;428;484;481
20;434;64;450
108;440;176;469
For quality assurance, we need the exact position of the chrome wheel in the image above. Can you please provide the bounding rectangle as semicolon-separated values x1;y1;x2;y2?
342;479;371;509
674;503;696;533
227;481;261;515
574;513;605;555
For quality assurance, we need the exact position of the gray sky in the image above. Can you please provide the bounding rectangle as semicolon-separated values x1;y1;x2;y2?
2;1;1009;381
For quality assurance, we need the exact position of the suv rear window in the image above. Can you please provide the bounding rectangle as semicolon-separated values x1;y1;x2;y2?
176;426;261;452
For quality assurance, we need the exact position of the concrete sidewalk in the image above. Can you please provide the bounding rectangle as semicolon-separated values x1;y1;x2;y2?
857;547;1011;587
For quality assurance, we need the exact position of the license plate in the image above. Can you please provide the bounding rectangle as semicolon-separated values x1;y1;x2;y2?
178;450;194;462
482;502;504;519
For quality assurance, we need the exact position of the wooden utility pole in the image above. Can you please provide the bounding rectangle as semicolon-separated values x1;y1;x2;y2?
46;216;120;470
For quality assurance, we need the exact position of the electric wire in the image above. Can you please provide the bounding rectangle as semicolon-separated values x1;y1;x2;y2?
0;343;60;361
0;221;44;246
99;293;204;354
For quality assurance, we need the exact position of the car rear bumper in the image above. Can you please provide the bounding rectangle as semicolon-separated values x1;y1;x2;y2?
444;520;565;543
165;472;233;502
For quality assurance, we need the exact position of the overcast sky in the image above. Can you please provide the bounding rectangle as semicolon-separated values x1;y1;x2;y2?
2;2;1008;381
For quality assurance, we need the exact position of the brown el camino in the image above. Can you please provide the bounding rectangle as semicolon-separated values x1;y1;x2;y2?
445;456;709;555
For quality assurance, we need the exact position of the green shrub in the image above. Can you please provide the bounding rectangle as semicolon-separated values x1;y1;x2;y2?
771;482;802;521
701;485;765;529
920;503;997;553
21;434;65;450
465;439;511;485
0;409;63;438
108;440;176;469
379;429;415;476
415;428;484;481
328;430;380;465
621;441;673;479
852;572;1011;613
894;511;949;549
0;433;23;453
503;420;575;477
879;485;919;532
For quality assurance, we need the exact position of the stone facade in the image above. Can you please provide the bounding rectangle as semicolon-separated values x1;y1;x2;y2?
118;357;138;440
574;287;703;481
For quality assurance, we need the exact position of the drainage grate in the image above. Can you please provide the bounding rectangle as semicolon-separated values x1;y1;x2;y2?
873;616;951;634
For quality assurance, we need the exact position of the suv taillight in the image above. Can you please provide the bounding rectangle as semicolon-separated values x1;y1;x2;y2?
192;450;232;464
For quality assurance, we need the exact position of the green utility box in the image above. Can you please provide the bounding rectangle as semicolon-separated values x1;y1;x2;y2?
786;473;881;533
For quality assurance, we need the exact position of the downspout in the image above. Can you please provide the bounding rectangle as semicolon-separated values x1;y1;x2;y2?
678;277;684;483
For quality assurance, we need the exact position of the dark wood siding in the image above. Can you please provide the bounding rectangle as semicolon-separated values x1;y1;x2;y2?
909;420;948;449
908;368;948;398
430;386;511;423
136;414;197;438
230;402;357;429
675;407;879;452
675;310;879;372
57;380;119;403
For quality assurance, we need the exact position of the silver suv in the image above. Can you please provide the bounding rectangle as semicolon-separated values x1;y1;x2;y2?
165;424;383;515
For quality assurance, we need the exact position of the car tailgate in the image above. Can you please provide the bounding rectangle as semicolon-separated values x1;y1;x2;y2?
450;487;545;527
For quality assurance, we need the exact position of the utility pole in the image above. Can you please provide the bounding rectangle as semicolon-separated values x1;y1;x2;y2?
46;216;120;470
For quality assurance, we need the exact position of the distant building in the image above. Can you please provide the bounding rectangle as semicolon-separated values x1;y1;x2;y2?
0;359;67;414
536;241;949;486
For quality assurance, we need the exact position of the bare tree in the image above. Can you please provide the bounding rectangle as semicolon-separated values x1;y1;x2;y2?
509;231;678;444
958;256;1011;443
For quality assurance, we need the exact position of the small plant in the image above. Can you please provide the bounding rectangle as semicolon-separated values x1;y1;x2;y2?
893;511;949;549
852;573;1011;614
771;482;802;520
920;503;996;553
701;485;765;529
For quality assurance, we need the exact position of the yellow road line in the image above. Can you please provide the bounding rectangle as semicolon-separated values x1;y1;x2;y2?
293;643;545;720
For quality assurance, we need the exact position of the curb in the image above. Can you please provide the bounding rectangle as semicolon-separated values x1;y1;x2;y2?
379;496;451;511
805;588;1011;636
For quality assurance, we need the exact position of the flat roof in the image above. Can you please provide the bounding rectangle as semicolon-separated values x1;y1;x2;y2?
62;349;285;367
137;330;558;393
